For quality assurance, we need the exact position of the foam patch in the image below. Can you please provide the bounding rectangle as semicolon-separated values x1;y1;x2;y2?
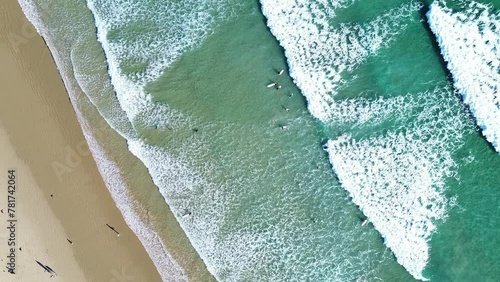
260;0;422;122
428;1;500;151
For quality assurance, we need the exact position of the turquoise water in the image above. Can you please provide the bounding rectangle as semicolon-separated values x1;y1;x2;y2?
20;0;500;281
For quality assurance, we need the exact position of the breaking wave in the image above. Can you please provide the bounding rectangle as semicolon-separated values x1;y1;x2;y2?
428;0;500;151
260;0;421;122
260;0;472;279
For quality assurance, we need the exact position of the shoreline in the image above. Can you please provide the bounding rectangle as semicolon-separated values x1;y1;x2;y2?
0;1;163;281
14;0;217;281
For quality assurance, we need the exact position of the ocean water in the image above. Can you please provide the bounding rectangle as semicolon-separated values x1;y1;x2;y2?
18;0;500;281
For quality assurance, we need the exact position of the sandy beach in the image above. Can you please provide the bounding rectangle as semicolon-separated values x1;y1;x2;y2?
0;1;163;281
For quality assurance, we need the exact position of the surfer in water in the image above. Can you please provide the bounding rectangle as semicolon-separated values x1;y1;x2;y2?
181;209;192;217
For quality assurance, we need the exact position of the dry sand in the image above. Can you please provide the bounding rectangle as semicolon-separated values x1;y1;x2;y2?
0;1;162;281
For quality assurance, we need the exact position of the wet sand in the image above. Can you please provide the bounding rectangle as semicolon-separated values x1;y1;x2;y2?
0;1;162;281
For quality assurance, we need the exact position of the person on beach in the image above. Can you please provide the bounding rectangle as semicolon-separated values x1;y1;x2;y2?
106;223;120;237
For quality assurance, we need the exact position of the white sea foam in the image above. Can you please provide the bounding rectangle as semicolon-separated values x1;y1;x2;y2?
260;0;422;122
76;1;257;278
259;1;469;279
329;95;410;126
81;125;189;282
86;0;241;127
327;133;442;281
125;129;293;280
325;86;470;280
261;1;467;279
125;137;264;281
70;36;137;138
428;1;500;151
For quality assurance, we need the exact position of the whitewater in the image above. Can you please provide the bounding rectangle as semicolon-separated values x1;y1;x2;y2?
428;0;500;152
261;0;473;280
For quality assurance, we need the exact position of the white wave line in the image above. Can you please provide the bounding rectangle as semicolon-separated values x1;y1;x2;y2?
428;0;500;152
